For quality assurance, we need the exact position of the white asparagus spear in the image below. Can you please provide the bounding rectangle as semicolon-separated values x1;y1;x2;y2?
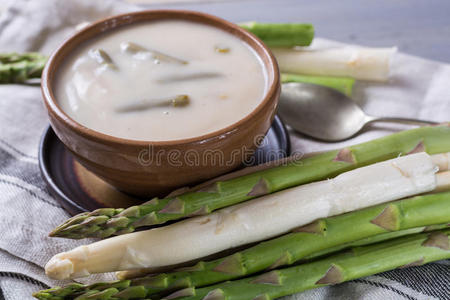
272;46;396;82
45;152;440;280
431;152;450;172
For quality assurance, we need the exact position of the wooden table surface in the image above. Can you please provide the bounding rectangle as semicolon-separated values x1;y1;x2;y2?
142;0;450;63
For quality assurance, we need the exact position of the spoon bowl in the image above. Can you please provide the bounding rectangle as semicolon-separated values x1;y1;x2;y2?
279;82;437;141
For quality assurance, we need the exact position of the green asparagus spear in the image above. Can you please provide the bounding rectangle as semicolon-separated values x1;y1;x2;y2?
0;52;46;64
240;22;314;47
34;192;450;299
121;42;188;65
303;223;449;261
165;229;450;300
0;52;47;83
281;73;355;96
49;125;450;239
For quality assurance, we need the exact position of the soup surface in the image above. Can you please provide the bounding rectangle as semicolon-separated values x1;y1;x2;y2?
56;20;267;141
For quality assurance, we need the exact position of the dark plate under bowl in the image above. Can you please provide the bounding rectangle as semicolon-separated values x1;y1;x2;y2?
39;115;290;216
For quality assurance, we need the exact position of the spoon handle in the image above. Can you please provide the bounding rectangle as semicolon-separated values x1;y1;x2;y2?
366;116;439;126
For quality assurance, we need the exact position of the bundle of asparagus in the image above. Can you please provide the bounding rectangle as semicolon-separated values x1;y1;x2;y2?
34;191;450;299
44;151;450;280
40;229;450;300
241;22;394;82
35;126;450;299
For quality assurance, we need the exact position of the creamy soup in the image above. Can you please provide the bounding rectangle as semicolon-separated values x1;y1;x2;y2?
55;20;267;141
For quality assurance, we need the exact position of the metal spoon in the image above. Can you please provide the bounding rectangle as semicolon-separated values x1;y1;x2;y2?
279;82;438;142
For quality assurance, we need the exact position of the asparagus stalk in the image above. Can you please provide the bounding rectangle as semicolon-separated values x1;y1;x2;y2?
272;46;397;82
156;73;223;84
303;223;449;262
49;125;450;240
115;95;190;113
34;192;450;299
121;42;188;65
163;229;450;300
281;73;355;96
240;22;314;47
0;52;47;83
44;153;442;279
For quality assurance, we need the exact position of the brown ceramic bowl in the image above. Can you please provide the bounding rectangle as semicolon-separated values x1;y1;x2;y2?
41;10;280;197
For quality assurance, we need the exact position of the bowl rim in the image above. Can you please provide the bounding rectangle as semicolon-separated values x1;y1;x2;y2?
41;9;280;146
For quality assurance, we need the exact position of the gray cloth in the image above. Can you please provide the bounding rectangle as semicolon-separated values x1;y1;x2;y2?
0;0;448;299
